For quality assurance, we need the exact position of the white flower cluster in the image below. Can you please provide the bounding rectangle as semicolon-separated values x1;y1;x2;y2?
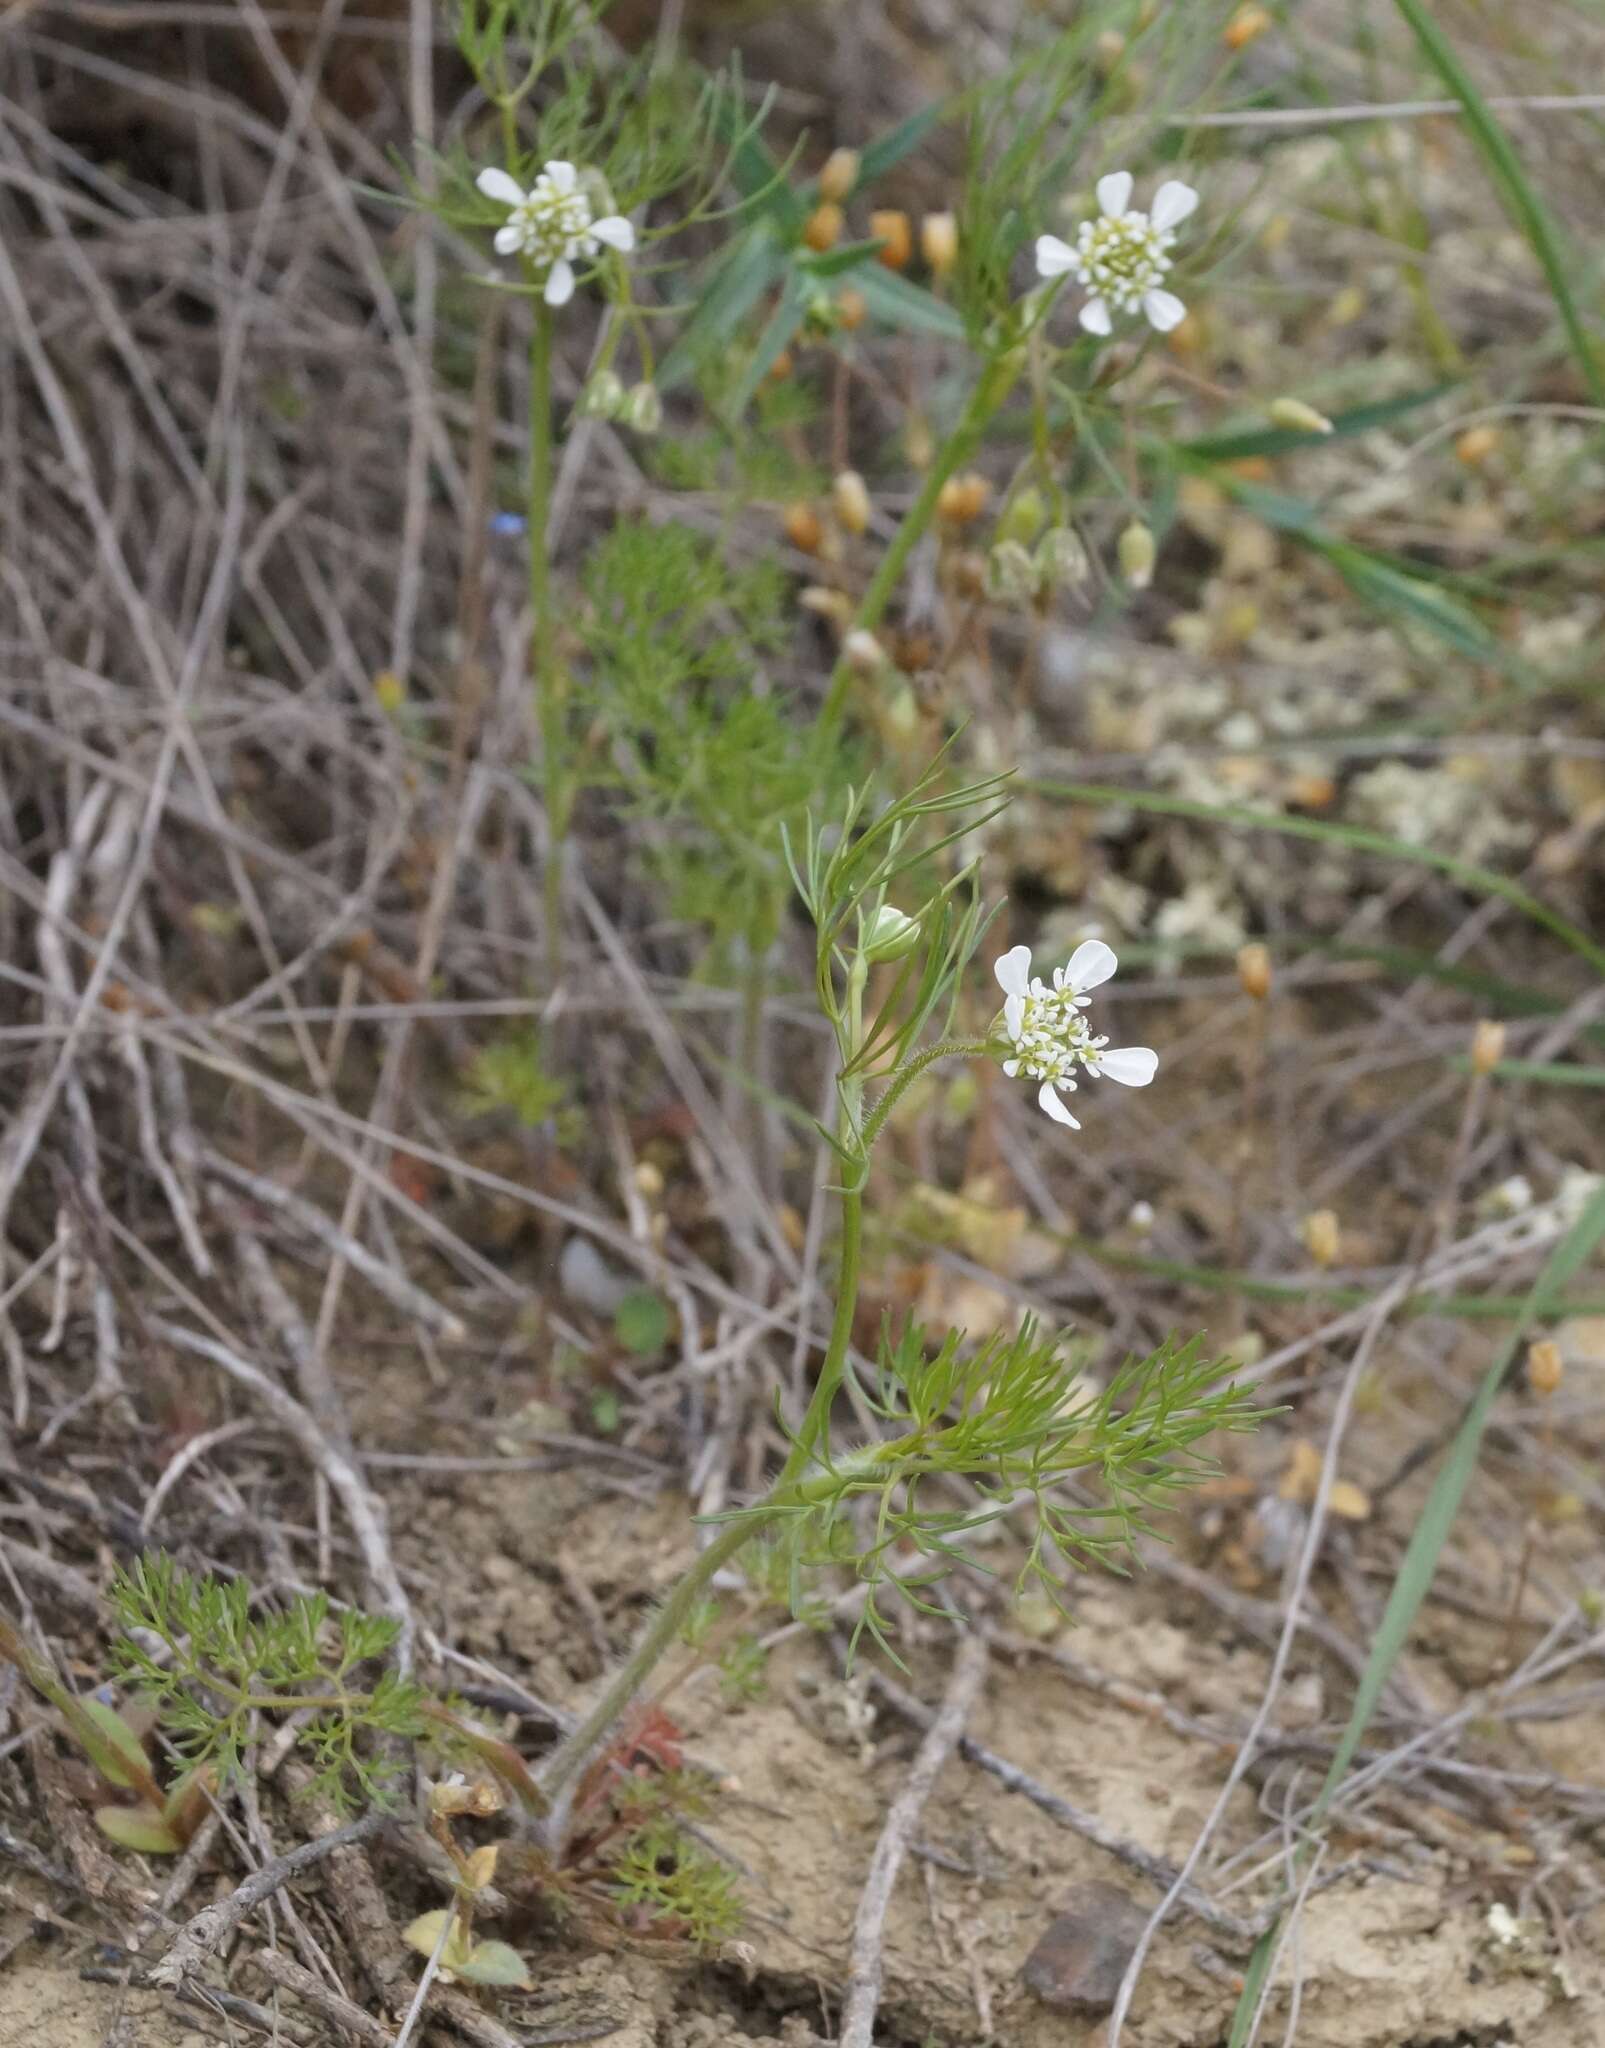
994;942;1157;1129
1036;171;1197;336
476;161;635;307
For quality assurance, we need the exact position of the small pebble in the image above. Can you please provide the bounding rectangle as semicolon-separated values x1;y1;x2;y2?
1021;1881;1151;2014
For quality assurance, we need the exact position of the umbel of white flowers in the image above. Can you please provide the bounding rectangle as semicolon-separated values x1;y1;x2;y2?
994;941;1157;1128
1036;171;1198;335
476;161;635;306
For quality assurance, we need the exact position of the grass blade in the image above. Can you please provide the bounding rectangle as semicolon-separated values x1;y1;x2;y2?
1393;0;1605;406
1225;1175;1605;2045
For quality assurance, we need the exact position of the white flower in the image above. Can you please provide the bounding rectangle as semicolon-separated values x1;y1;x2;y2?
475;161;635;308
993;941;1157;1129
1035;170;1198;336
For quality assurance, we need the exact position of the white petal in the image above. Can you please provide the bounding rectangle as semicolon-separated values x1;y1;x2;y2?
1002;1059;1020;1078
1079;297;1113;336
1099;1046;1158;1088
994;946;1033;999
1143;288;1186;333
544;259;575;307
1038;1082;1081;1129
1035;233;1075;279
1003;994;1025;1040
1150;180;1199;233
1065;939;1118;992
476;167;525;207
591;214;635;252
543;160;578;193
1096;171;1134;219
493;223;525;257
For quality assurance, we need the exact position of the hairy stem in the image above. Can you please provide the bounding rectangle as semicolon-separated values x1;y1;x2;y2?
818;347;1024;734
528;304;565;993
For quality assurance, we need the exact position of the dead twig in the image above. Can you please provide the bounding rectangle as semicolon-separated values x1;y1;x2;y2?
152;1812;390;1987
246;1946;393;2046
838;1632;989;2048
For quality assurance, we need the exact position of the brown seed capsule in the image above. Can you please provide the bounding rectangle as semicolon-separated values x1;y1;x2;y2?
871;209;913;271
832;469;871;536
765;349;794;384
1224;3;1273;49
782;502;824;554
818;147;860;204
1287;771;1337;811
803;202;844;253
1526;1339;1563;1397
1303;1209;1341;1269
921;211;958;276
1236;942;1272;1001
1470;1019;1507;1076
936;472;991;528
1455;424;1500;468
836;286;867;331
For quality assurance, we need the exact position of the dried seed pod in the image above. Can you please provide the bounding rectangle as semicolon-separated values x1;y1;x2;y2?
1236;942;1272;1001
783;502;824;554
1302;1209;1341;1268
832;469;871;536
818;148;860;203
803;202;844;253
843;627;886;677
1456;424;1500;467
1526;1339;1563;1397
836;286;867;331
920;211;958;276
1225;4;1273;49
1470;1019;1507;1076
870;209;912;271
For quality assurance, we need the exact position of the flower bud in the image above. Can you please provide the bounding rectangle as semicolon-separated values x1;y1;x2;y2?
1302;1208;1341;1268
1224;3;1273;48
986;539;1037;605
998;487;1047;547
1269;396;1334;436
579;367;626;419
843;627;886;677
832;469;871;536
871;209;912;271
1117;520;1157;591
783;502;824;554
880;682;920;744
1095;29;1126;71
1470;1019;1506;1076
1035;525;1090;591
803;201;844;252
920;211;958;277
1236;942;1272;1001
836;286;867;331
862;905;921;963
818;147;859;203
623;381;662;434
1526;1338;1563;1397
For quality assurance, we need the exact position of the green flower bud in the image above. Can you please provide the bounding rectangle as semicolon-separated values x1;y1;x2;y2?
862;905;921;963
997;486;1047;548
1117;519;1156;591
624;381;663;434
579;368;626;419
1269;396;1334;436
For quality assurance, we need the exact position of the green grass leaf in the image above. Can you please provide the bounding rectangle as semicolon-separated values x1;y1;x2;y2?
1393;0;1605;408
854;265;968;341
658;230;784;392
1225;1174;1605;2046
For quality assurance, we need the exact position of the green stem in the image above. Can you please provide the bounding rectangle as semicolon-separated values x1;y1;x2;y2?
818;346;1024;734
536;1512;769;1803
860;1037;988;1156
529;304;565;993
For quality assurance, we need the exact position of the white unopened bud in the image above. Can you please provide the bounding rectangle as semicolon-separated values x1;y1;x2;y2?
1035;526;1090;591
623;381;663;433
986;539;1037;605
844;627;887;677
580;368;626;419
1118;520;1157;591
862;906;921;963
